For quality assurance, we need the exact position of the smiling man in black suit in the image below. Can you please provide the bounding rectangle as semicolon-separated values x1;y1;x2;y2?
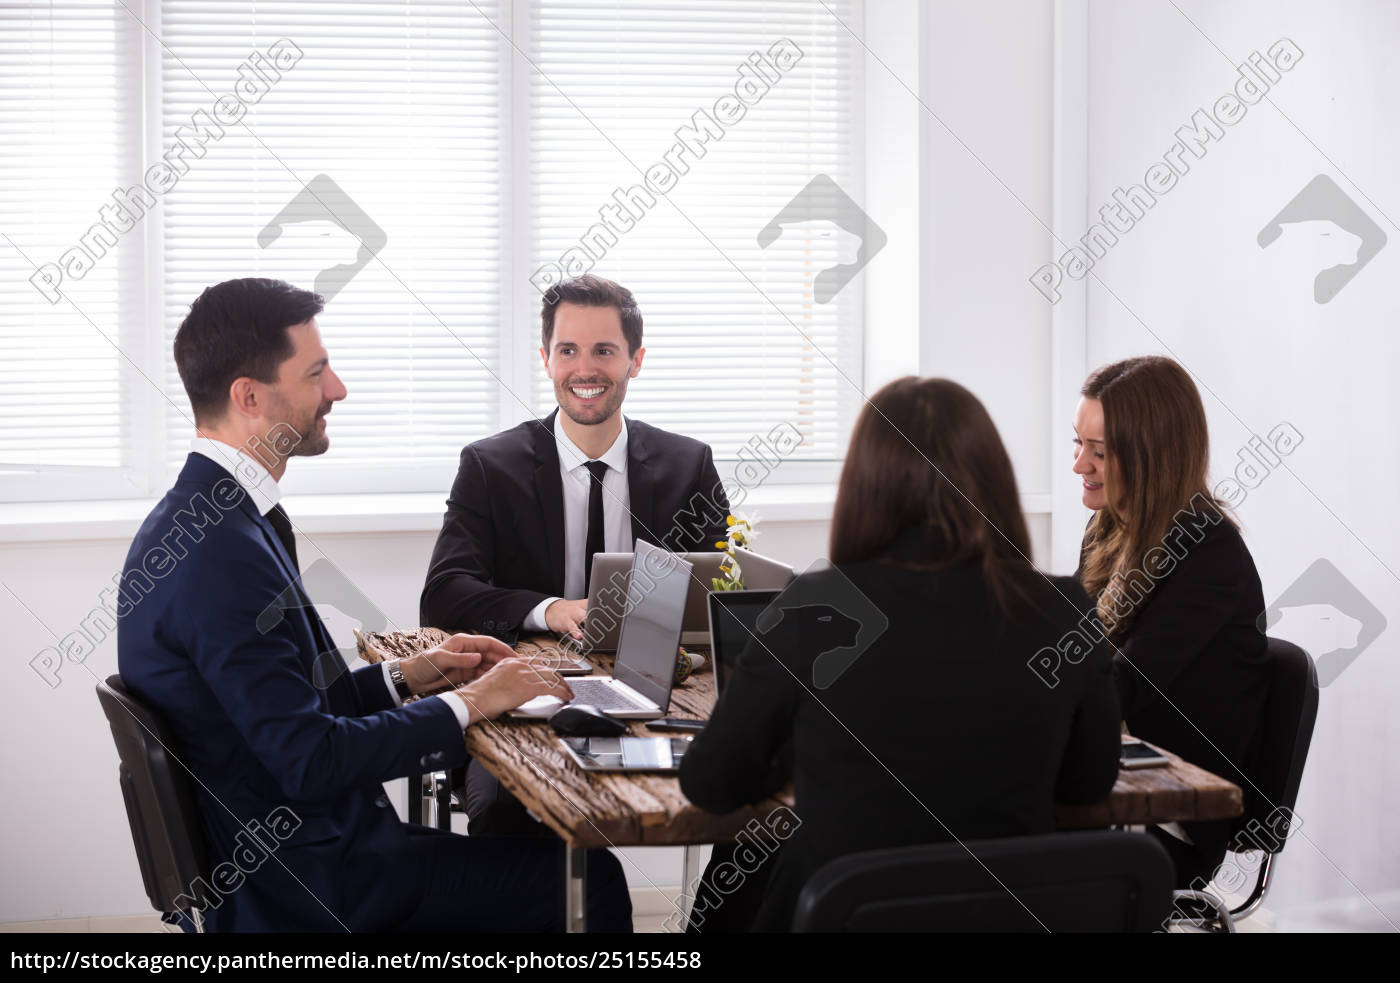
421;274;729;834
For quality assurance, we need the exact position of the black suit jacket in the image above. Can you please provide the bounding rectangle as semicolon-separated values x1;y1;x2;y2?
1093;512;1269;873
680;536;1122;930
421;410;729;640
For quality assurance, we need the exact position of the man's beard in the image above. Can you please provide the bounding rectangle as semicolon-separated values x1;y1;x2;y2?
555;374;627;427
268;394;331;459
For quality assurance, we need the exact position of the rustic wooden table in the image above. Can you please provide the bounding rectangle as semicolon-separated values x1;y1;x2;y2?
453;634;1245;931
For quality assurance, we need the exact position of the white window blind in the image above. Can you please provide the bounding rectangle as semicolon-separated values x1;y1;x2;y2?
158;0;504;496
4;1;868;504
0;1;134;499
527;0;864;463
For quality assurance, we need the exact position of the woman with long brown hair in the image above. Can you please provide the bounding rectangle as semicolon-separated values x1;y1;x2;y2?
1073;355;1269;886
681;376;1121;931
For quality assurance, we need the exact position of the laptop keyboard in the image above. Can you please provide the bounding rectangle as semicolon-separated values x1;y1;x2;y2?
568;678;652;712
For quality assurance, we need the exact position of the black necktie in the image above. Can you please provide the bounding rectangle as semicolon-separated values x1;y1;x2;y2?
583;460;608;595
267;503;300;570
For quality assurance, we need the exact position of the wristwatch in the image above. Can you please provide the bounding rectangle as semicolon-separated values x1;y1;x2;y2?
387;659;412;701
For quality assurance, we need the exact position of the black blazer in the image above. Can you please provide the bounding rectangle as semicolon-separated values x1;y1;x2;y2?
680;537;1122;930
1091;513;1269;868
421;410;729;640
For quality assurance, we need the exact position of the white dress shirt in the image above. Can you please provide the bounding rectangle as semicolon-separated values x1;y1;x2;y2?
521;418;632;631
187;437;471;729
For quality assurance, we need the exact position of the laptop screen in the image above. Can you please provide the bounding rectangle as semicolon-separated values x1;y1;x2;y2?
707;590;780;695
612;541;694;709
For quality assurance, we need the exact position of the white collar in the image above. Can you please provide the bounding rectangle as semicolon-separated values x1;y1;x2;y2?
554;415;629;475
188;436;282;517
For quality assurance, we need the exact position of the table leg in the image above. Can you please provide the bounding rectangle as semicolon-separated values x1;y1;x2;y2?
565;846;587;934
679;845;702;923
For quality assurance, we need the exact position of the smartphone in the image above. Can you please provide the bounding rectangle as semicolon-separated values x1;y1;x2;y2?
645;718;707;734
554;656;594;676
1120;739;1170;769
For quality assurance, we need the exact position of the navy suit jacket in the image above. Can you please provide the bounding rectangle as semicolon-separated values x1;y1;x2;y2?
420;410;729;640
116;453;466;932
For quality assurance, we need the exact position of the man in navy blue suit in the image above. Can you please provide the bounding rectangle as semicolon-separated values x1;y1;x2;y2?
116;278;632;932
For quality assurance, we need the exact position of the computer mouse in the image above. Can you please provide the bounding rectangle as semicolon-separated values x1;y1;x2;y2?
549;703;628;737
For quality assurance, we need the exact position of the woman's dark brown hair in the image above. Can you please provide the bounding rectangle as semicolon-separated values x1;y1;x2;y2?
1078;355;1229;639
830;376;1034;612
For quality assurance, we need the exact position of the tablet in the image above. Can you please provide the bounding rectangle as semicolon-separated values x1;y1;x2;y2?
560;736;691;772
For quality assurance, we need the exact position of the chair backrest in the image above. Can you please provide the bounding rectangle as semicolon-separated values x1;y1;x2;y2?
1235;638;1319;854
792;831;1174;932
96;675;211;915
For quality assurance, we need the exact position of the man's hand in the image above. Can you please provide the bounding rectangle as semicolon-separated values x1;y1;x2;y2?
399;632;518;696
454;660;574;722
544;598;589;639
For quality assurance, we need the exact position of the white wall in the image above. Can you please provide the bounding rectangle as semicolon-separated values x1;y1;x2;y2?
921;0;1399;922
920;0;1056;509
1079;0;1399;917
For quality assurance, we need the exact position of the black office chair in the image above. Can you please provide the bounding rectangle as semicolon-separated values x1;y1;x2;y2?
792;831;1175;932
1170;637;1319;932
96;675;212;932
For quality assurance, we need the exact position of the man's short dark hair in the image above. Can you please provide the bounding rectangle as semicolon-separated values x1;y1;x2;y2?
174;278;324;423
541;275;642;355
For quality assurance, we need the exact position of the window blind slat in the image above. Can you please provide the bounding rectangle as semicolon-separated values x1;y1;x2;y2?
0;1;129;477
5;0;863;502
159;0;503;495
528;0;862;461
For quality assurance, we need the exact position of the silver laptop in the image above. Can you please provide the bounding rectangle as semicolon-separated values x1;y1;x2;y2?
510;540;691;720
578;547;795;652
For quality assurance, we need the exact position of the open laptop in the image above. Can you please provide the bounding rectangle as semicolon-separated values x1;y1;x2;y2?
510;540;691;720
578;547;794;652
707;588;782;696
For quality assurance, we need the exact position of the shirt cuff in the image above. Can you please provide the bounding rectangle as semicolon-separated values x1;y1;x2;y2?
523;596;560;633
381;661;404;708
434;691;472;730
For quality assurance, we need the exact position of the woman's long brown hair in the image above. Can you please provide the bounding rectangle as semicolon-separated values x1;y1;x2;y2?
1078;356;1229;639
829;377;1034;613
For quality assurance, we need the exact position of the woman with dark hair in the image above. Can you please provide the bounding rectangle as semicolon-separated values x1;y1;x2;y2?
1073;355;1269;887
680;377;1122;931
